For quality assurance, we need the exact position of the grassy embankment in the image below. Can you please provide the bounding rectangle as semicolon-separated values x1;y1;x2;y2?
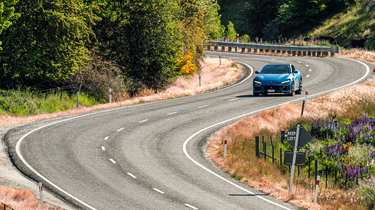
310;3;375;49
0;89;98;116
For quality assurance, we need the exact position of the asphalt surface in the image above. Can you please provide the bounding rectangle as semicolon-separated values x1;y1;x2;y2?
7;53;371;210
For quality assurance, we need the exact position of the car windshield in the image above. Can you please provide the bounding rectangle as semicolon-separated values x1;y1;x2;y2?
261;65;290;74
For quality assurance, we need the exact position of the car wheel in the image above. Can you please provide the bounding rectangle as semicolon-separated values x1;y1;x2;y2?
296;81;302;95
289;83;295;96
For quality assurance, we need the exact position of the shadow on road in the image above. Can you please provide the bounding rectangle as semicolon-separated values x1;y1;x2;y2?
236;94;289;98
228;193;270;197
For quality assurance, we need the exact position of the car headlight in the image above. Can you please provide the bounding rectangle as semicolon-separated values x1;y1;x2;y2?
254;80;262;85
281;80;290;85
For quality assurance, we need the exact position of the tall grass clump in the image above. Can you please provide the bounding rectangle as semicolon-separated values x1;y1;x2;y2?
0;89;98;116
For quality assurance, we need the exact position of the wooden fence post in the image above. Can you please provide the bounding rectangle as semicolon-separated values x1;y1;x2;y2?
255;136;260;158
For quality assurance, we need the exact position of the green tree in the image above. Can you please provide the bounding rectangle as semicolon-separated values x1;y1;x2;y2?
242;0;282;39
0;0;94;88
226;21;237;41
125;0;182;93
0;0;19;50
240;34;250;43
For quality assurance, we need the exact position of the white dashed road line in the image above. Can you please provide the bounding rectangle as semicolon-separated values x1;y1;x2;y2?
127;172;137;179
184;203;199;210
152;188;165;194
104;136;110;141
305;64;309;67
228;98;240;102
306;74;311;78
101;146;106;151
139;119;149;124
308;69;312;72
117;128;124;132
167;112;178;116
109;158;116;164
198;105;209;109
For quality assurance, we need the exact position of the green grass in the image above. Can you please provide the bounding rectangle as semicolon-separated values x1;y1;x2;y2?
0;89;98;116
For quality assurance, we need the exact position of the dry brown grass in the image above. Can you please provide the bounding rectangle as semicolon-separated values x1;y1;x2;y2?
207;59;375;209
340;49;375;64
0;186;63;210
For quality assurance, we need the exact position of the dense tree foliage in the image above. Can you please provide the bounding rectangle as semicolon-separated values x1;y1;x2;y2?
219;0;355;40
0;0;19;51
0;0;93;88
0;0;224;94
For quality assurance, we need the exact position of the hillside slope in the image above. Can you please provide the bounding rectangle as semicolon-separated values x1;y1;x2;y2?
310;3;375;49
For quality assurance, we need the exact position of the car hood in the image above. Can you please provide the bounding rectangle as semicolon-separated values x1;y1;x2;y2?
254;74;291;83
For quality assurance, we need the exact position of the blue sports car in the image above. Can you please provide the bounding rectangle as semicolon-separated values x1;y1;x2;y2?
253;64;302;96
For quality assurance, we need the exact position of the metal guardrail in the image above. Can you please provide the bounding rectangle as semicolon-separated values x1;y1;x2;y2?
206;41;339;57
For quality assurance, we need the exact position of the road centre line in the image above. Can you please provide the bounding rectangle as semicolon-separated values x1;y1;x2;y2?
101;146;106;151
184;203;199;210
104;136;110;141
198;105;209;109
152;188;165;194
167;112;178;116
109;158;116;164
117;128;125;132
306;74;311;78
127;172;137;179
139;119;149;124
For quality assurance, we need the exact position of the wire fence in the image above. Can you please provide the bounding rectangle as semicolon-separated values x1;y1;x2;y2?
253;118;374;190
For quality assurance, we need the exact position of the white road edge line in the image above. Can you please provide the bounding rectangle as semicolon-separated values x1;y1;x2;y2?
184;203;199;210
101;146;106;151
183;60;370;210
14;59;368;210
109;158;116;164
127;172;137;179
104;136;110;141
117;128;125;132
167;112;178;116
152;188;165;194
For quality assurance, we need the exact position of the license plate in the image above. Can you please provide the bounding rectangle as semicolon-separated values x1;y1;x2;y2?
268;89;276;93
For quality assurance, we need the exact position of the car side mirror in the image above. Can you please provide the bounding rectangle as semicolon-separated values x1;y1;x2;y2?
255;70;260;74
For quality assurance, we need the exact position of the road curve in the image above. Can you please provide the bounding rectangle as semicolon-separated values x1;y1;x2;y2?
6;53;371;210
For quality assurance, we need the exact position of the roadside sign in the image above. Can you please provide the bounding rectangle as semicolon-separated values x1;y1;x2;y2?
287;126;312;148
284;151;306;165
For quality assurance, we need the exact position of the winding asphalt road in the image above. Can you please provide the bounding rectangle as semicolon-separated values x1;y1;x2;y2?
6;53;372;210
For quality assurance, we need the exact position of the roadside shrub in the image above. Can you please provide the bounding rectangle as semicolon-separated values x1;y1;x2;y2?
358;185;375;210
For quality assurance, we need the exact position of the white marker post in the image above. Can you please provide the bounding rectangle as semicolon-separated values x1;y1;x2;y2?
38;182;43;210
109;87;113;103
223;140;228;160
314;175;320;203
289;124;301;194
